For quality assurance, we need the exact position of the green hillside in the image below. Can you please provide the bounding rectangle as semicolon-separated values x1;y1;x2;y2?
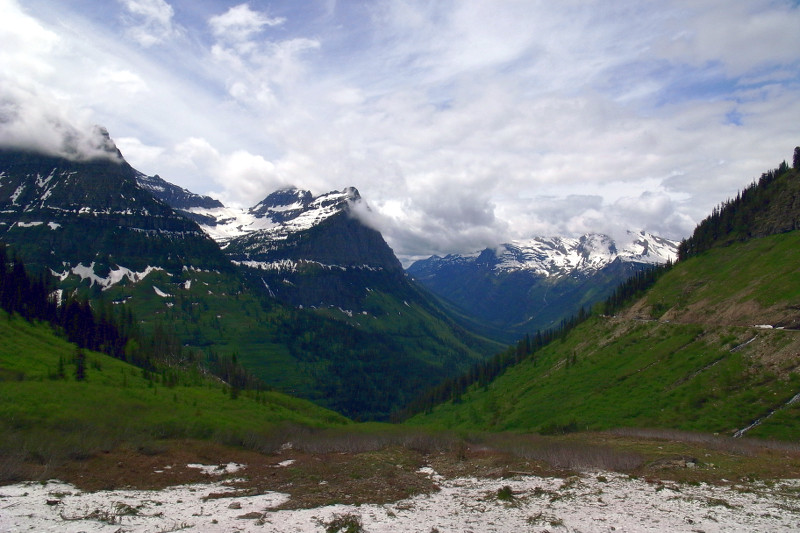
0;310;348;478
0;147;501;422
410;213;800;441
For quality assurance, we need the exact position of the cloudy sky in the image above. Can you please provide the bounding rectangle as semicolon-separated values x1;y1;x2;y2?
1;0;799;261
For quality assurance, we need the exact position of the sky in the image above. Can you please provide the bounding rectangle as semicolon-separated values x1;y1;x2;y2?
1;0;799;262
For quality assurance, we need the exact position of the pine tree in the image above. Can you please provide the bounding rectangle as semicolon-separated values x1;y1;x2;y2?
74;348;86;381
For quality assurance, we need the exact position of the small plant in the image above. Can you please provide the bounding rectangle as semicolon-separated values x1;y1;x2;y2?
324;512;364;533
496;485;515;502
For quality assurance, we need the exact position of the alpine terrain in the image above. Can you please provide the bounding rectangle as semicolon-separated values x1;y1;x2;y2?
0;129;500;420
409;153;800;441
408;232;677;342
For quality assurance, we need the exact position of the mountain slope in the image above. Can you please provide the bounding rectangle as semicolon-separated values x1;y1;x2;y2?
0;309;348;481
410;232;800;440
408;232;677;342
223;187;407;309
0;147;231;276
409;157;800;441
0;142;500;421
142;178;503;417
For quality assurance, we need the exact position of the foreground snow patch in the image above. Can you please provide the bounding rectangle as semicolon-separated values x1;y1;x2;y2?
2;472;799;532
187;463;245;475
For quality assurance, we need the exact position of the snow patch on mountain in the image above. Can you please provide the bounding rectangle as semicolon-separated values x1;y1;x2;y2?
233;259;384;273
420;231;677;278
52;262;165;290
186;187;362;244
153;286;172;297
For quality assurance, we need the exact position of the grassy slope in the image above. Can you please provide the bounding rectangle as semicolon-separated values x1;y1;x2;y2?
409;231;800;440
87;264;501;419
0;311;348;463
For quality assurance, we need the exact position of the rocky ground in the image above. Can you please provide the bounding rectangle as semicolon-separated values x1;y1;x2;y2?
2;437;800;532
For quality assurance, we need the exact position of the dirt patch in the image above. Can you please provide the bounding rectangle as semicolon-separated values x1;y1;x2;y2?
31;439;571;510
13;431;800;513
41;441;443;509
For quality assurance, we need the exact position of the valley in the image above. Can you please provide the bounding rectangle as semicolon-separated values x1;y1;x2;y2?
2;137;800;531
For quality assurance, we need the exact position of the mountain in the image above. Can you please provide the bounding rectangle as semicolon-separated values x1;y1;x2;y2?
223;187;408;310
407;232;678;342
409;153;800;441
0;136;500;421
0;146;231;277
145;179;504;418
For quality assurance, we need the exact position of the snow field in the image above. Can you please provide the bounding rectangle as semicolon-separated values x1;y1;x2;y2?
2;468;799;532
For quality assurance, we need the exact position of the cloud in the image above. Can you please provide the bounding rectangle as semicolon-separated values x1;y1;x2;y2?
206;3;319;110
116;136;284;205
119;0;179;47
209;3;285;45
2;0;798;260
0;81;121;162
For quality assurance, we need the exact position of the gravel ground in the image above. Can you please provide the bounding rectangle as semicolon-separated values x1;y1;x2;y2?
2;465;800;532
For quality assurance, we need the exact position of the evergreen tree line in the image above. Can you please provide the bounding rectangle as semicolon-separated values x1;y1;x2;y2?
393;260;673;421
392;304;595;421
602;260;673;316
0;242;152;367
0;242;260;391
677;150;800;261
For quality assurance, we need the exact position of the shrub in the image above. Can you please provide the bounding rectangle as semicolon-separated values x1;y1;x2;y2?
324;512;363;533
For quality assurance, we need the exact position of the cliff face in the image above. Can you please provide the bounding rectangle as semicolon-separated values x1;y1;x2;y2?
0;148;228;274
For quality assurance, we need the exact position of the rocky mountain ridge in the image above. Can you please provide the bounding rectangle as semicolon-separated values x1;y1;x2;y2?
407;232;678;341
416;231;677;279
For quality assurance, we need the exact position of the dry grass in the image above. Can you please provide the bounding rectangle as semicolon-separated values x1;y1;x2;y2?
483;433;644;471
609;427;800;455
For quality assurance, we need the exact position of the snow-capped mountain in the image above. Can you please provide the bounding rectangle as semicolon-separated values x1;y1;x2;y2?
407;232;678;341
221;187;405;308
486;231;676;277
0;146;229;277
164;186;363;246
0;133;497;421
141;175;408;308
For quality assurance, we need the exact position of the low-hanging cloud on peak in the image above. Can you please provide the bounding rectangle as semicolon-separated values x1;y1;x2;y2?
0;84;122;163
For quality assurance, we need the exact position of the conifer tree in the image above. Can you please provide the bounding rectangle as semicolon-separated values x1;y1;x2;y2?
74;348;86;381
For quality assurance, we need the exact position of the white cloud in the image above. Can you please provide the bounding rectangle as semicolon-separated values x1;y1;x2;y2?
119;0;179;47
0;83;120;161
208;3;285;44
655;0;800;76
1;0;798;259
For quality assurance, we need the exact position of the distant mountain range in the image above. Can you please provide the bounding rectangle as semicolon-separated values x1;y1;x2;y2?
410;154;800;440
408;232;677;341
0;135;498;420
0;125;682;418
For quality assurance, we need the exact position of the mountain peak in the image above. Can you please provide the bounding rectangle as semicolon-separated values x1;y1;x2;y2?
417;231;678;279
136;172;224;210
251;187;313;216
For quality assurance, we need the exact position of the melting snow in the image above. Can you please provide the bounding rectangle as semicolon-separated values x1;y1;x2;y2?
2;472;799;532
54;263;164;290
9;184;25;205
16;221;43;227
190;189;359;245
153;286;172;298
187;463;245;475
